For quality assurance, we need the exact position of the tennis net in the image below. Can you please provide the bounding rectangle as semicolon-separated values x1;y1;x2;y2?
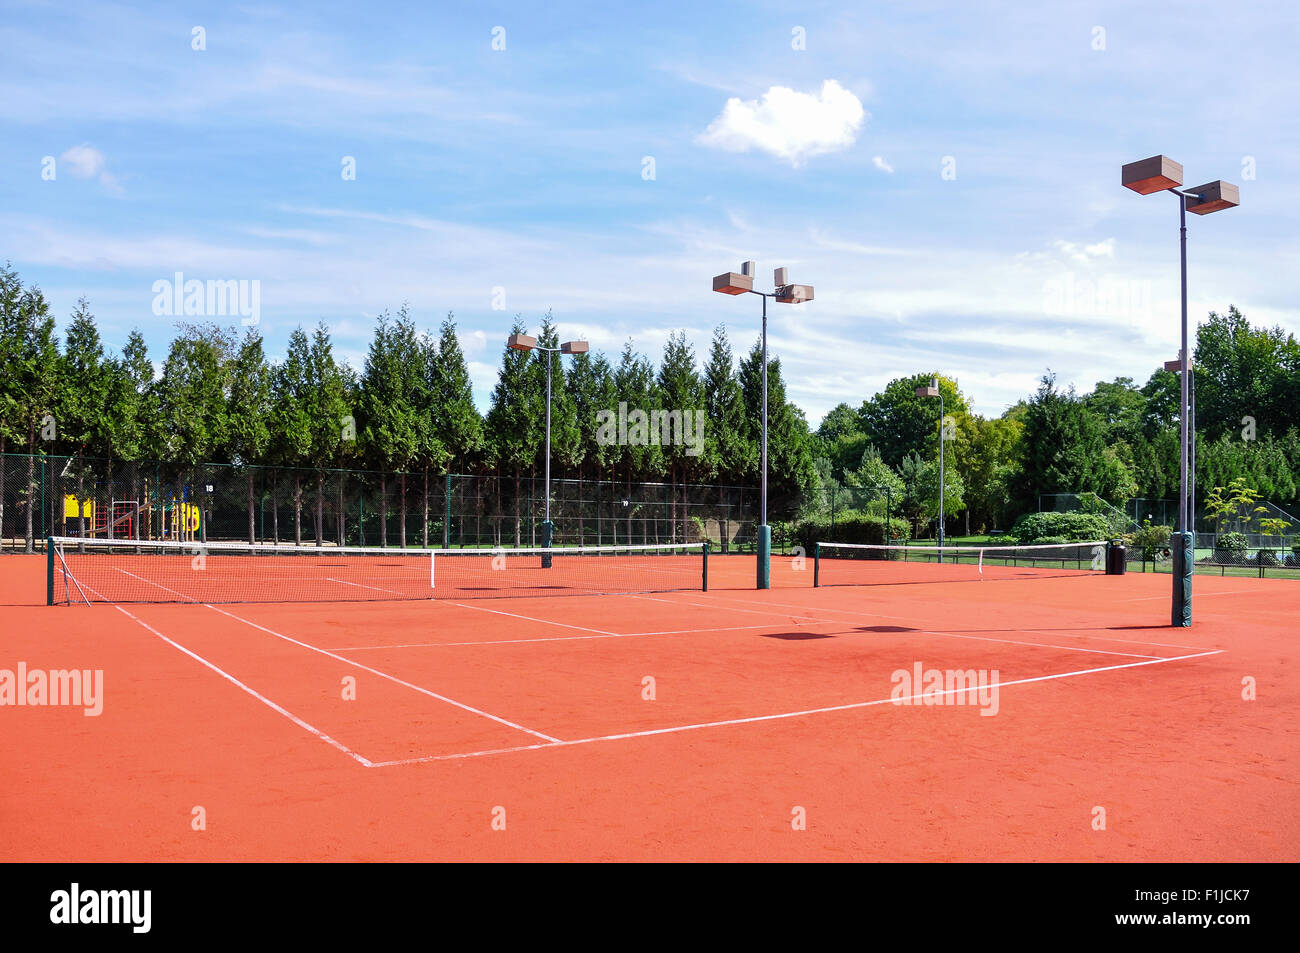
47;536;707;604
813;540;1110;588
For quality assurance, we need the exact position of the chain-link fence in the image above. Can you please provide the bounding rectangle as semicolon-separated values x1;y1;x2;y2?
1123;541;1300;579
0;454;757;553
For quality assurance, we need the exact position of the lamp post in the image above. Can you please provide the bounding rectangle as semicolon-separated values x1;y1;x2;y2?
1165;353;1196;541
507;332;589;566
1123;155;1239;626
915;377;945;559
711;261;815;589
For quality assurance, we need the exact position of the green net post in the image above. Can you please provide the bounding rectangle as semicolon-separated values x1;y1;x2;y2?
541;519;553;568
813;541;820;588
756;524;771;589
1171;531;1193;626
46;536;54;605
702;539;709;592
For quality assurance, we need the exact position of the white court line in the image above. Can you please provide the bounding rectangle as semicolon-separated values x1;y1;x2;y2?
368;648;1225;766
1120;589;1265;603
679;588;1212;652
444;601;619;636
627;592;1162;659
115;567;199;602
110;605;373;766
332;620;818;651
327;577;406;595
203;604;560;743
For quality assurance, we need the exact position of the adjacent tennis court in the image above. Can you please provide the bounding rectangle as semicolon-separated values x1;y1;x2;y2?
3;541;1295;861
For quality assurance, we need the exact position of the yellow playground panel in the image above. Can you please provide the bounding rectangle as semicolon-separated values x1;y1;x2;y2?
63;495;94;520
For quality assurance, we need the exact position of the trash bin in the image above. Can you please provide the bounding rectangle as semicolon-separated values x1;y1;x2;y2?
1106;541;1126;575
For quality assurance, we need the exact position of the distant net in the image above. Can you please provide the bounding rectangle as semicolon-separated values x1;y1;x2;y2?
813;540;1110;588
48;536;706;604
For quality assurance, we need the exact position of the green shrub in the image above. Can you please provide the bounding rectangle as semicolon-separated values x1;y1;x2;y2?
789;513;910;552
1126;521;1172;560
988;535;1018;546
1214;532;1249;559
1258;548;1282;568
1010;511;1111;544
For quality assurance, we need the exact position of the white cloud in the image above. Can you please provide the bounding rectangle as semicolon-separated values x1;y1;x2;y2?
697;80;865;166
1052;238;1116;263
872;155;894;173
59;144;121;194
60;144;106;178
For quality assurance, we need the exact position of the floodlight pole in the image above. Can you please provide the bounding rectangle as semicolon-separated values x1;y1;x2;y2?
711;264;814;590
760;293;768;533
1122;155;1239;626
1176;190;1189;547
916;377;944;560
507;333;588;567
938;388;945;555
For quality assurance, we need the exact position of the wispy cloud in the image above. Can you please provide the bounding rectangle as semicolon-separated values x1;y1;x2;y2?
58;144;121;194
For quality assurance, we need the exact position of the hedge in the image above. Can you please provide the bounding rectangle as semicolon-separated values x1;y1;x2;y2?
1010;511;1112;544
787;513;910;552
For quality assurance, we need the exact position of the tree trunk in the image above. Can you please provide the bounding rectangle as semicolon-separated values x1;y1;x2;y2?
379;473;388;547
399;472;407;548
293;473;302;546
577;467;584;545
25;442;35;553
175;476;185;541
271;472;280;544
513;474;521;548
315;473;324;547
247;472;256;544
338;476;345;546
0;438;6;551
422;469;429;548
130;469;140;541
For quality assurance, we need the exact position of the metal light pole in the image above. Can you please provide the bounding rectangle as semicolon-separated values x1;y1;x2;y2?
916;377;944;559
1123;155;1239;626
1165;353;1198;541
507;332;589;565
712;262;815;589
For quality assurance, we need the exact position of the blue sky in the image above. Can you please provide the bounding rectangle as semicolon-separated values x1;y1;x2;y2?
3;0;1296;422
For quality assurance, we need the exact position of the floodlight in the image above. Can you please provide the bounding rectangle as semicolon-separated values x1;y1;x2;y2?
1122;155;1184;194
1185;181;1239;215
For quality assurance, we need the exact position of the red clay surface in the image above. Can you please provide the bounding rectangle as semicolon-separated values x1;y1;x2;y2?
2;551;1296;861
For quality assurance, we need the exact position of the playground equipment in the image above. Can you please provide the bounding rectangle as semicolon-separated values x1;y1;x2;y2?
62;486;199;541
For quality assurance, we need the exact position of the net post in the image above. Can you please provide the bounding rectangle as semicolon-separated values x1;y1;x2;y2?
702;540;709;592
541;519;553;569
429;550;436;594
46;536;54;605
813;542;820;588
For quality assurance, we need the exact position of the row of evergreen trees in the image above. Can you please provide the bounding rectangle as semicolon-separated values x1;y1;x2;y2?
1;264;819;544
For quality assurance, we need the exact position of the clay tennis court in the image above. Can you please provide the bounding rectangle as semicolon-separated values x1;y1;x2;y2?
2;548;1295;861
